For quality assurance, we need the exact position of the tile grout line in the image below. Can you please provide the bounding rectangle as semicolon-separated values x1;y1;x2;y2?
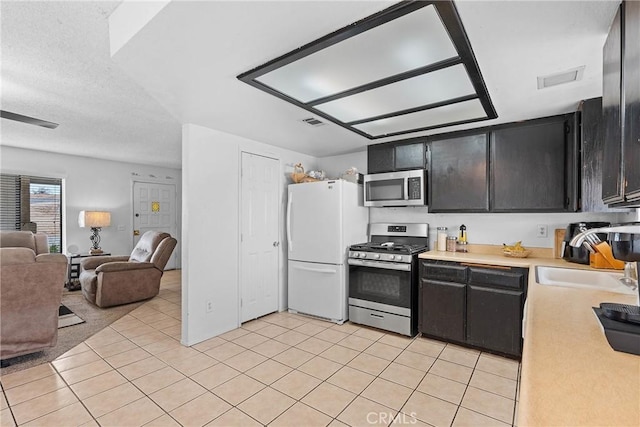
4;275;522;427
19;293;181;427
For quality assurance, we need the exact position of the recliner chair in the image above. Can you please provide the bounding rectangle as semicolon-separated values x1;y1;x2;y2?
0;231;68;360
79;231;177;308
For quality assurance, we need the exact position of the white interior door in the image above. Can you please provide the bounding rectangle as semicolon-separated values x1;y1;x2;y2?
240;152;279;322
133;181;177;269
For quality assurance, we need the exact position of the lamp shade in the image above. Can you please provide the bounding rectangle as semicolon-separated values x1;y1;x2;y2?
78;211;111;228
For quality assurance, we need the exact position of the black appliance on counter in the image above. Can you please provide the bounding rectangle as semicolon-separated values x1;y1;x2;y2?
589;222;640;356
347;223;429;337
563;222;610;264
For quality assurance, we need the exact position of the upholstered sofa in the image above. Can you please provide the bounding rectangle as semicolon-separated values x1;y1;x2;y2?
0;231;68;360
79;231;177;308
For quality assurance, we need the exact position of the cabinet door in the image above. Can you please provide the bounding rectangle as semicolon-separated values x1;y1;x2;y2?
581;98;622;212
602;5;625;204
624;0;640;202
466;285;523;356
492;118;570;211
419;279;465;342
429;134;489;212
395;142;425;171
367;144;394;174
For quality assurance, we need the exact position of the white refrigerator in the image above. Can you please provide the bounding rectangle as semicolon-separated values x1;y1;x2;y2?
287;180;368;323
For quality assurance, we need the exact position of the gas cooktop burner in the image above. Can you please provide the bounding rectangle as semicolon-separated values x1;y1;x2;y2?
349;242;428;255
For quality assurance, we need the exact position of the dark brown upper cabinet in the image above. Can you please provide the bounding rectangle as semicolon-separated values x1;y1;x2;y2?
428;133;489;212
425;114;577;212
602;4;624;204
367;141;425;173
602;1;640;206
491;115;579;212
580;97;630;212
623;0;640;203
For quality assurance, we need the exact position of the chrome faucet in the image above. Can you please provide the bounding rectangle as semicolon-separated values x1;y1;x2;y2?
569;224;640;291
568;225;640;248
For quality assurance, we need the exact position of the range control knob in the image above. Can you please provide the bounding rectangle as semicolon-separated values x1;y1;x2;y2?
359;253;366;258
373;254;380;259
396;256;403;262
389;255;396;260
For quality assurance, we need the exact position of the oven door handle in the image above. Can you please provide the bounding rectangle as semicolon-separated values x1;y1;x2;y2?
348;259;411;271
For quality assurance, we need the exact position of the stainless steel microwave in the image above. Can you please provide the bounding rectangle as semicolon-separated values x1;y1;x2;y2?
364;169;426;207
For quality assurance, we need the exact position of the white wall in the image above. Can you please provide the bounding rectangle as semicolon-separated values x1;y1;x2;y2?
316;150;367;179
319;150;635;249
181;124;317;346
0;146;182;260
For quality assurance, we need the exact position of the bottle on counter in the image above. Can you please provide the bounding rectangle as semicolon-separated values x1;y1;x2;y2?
459;224;467;243
437;227;448;251
457;224;469;252
447;236;458;252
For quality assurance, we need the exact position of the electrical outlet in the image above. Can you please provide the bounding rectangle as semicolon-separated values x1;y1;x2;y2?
206;300;213;313
536;224;548;238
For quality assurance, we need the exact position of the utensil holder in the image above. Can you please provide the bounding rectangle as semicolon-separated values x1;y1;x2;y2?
589;252;625;270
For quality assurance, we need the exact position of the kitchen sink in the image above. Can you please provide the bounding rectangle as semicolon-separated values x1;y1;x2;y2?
535;266;636;295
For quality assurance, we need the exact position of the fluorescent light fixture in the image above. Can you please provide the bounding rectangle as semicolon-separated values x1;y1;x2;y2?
537;66;586;89
238;1;496;139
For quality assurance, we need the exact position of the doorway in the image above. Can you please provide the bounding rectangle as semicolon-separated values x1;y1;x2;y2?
132;181;178;269
240;152;280;322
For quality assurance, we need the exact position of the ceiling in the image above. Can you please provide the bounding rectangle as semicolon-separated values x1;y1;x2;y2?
1;1;620;170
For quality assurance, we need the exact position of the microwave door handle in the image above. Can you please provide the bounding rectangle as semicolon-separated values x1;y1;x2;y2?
404;178;409;201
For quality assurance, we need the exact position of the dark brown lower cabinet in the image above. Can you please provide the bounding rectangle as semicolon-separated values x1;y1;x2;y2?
466;285;524;356
420;279;465;342
419;260;527;358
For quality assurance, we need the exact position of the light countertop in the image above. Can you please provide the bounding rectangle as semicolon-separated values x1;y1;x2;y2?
419;249;640;427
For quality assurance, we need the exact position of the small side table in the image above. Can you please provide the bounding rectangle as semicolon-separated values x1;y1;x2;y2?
66;252;111;291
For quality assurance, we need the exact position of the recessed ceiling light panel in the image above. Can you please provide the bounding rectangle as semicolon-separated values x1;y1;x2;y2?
354;98;487;137
238;1;496;139
314;64;476;123
255;4;457;103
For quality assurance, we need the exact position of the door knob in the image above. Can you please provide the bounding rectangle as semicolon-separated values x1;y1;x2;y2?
133;230;140;236
273;241;280;247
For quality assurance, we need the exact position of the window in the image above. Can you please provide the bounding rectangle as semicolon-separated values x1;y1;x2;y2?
0;174;62;253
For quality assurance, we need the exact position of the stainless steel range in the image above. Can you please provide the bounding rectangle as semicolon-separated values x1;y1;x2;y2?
348;223;429;336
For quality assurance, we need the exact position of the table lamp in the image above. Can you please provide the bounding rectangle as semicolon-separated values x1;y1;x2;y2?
78;210;111;254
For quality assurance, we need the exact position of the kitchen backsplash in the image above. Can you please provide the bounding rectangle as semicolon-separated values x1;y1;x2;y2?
370;207;635;250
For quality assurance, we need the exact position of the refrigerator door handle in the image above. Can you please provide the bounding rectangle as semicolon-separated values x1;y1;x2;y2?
287;192;293;251
292;264;338;274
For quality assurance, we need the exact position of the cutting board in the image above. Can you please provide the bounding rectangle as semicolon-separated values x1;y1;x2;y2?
554;229;566;258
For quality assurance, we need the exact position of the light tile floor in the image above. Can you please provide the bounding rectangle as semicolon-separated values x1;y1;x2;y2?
0;270;521;426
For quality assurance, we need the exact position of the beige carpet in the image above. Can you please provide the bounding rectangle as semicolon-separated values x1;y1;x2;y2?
0;290;144;375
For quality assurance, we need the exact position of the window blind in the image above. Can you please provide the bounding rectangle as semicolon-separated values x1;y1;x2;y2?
0;174;63;252
0;174;20;230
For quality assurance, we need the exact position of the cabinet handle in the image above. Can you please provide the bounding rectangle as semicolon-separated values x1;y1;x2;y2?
460;262;512;270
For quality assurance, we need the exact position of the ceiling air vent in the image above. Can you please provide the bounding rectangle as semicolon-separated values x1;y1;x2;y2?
301;117;325;127
537;66;585;90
